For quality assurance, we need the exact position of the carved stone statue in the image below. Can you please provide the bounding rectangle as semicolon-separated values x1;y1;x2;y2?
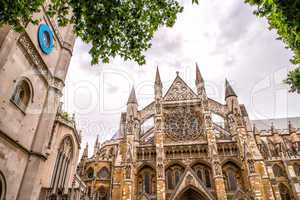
125;165;131;179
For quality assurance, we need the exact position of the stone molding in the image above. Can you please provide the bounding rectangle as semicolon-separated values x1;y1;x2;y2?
18;33;64;94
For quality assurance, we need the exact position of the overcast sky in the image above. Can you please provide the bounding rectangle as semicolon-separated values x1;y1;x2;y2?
62;0;300;151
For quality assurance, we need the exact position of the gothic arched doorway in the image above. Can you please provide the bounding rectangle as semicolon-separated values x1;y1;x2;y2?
175;187;210;200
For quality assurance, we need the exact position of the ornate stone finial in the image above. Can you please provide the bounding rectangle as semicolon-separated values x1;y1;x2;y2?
195;63;204;85
155;66;162;86
176;71;179;76
253;123;256;133
82;143;88;158
270;122;275;133
225;79;237;99
127;87;138;105
72;113;76;121
288;120;293;132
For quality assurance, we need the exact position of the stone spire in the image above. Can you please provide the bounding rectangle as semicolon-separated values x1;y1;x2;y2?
225;79;237;99
155;66;162;87
127;87;138;105
155;67;163;98
94;135;100;155
82;143;88;159
288;120;294;133
270;122;275;133
195;63;204;85
195;63;205;96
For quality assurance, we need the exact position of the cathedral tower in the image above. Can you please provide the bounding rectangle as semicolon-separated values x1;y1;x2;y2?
0;4;76;200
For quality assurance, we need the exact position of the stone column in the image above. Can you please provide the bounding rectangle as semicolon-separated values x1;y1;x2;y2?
17;86;61;200
122;135;135;200
154;95;165;200
205;112;227;200
235;126;275;200
155;132;165;200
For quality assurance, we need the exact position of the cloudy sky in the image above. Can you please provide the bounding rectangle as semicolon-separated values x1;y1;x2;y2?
62;0;300;150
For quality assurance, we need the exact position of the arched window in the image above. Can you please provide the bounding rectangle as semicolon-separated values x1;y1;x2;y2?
204;169;211;188
222;162;243;192
144;173;150;194
98;167;110;179
137;166;156;195
192;164;212;188
227;170;237;191
87;167;94;179
51;137;73;192
273;164;285;177
0;171;6;200
279;183;291;200
166;170;173;190
11;79;32;111
165;164;184;191
196;169;202;181
174;170;181;185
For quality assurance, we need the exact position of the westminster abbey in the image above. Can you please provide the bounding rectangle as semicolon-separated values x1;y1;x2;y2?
77;66;300;200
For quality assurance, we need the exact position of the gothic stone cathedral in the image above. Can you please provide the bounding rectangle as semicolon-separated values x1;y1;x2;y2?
77;66;300;200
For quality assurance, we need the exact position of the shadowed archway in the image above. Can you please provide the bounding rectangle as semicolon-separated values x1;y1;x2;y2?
175;186;210;200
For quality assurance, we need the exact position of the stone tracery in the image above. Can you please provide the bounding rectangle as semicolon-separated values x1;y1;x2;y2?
164;106;205;141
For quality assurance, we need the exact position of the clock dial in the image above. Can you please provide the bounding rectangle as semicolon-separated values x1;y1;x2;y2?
38;24;53;55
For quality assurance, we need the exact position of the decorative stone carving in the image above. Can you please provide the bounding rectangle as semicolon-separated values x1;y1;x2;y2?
164;107;204;141
18;33;64;92
156;103;161;114
125;165;131;179
155;118;162;131
234;108;244;127
157;163;164;178
248;159;255;174
132;120;140;136
164;78;197;101
185;174;194;185
213;160;222;176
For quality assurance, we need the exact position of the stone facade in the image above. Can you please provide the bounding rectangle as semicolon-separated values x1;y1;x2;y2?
0;5;85;200
78;66;300;200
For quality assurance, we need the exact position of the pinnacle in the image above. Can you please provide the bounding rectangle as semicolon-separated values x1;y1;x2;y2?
155;66;162;86
195;63;204;84
127;87;138;104
225;79;237;99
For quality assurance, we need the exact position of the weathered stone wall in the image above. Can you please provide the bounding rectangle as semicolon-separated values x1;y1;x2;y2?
0;137;28;200
0;4;75;200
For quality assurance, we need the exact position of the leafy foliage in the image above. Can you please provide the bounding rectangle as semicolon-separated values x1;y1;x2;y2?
0;0;183;65
0;0;44;31
245;0;300;93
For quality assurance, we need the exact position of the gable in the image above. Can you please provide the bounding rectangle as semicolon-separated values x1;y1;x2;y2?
169;168;215;200
164;76;197;101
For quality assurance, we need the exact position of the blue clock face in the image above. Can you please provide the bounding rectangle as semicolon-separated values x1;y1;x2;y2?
38;24;53;54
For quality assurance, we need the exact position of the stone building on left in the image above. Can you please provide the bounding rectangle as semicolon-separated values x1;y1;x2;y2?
0;4;86;200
